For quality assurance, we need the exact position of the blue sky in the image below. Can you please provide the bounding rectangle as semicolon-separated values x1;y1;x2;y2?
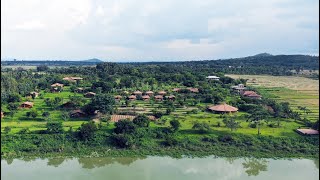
1;0;319;61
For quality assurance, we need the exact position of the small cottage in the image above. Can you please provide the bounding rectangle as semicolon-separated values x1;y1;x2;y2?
114;95;122;101
70;110;86;118
20;102;34;108
167;95;176;101
206;75;220;80
142;95;150;101
133;91;143;96
128;95;137;101
158;91;167;95
155;95;164;101
187;88;199;93
84;92;96;98
241;91;262;99
29;91;40;98
145;91;154;96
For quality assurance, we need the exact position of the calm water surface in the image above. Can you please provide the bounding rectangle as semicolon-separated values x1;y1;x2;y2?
1;156;319;180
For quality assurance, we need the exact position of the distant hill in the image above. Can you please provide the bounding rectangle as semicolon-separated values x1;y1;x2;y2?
82;58;104;63
251;53;273;57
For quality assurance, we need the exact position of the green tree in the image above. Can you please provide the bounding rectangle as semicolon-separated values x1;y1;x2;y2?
223;116;240;131
192;122;211;133
114;119;136;134
248;109;269;135
169;119;181;132
89;94;115;114
78;122;98;141
133;115;150;127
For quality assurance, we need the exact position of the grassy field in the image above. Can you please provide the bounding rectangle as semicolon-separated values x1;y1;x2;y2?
226;74;319;122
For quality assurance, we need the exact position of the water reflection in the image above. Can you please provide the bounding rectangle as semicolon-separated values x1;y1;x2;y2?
1;156;319;180
77;156;145;169
242;158;268;176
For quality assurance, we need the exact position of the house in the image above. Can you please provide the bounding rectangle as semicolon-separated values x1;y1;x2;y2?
75;88;84;93
206;75;220;80
51;83;64;87
142;95;150;101
70;110;86;118
241;91;262;99
133;91;142;96
20;102;34;108
157;91;167;95
296;129;319;136
173;88;181;92
114;95;122;101
63;77;83;82
61;101;76;109
166;95;176;100
231;84;246;93
207;103;238;113
155;95;163;101
1;112;4;119
187;88;199;93
128;95;137;101
29;91;40;98
51;83;64;93
145;91;154;96
51;87;61;93
84;92;96;98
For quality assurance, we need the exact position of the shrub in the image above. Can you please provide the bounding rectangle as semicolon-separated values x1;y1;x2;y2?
192;122;211;133
133;115;150;127
218;135;233;142
78;122;98;141
163;135;178;146
46;122;63;134
169;119;181;132
114;119;136;134
4;127;11;134
110;133;135;148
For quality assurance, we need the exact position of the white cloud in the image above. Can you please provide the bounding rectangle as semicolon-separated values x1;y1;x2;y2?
1;0;318;60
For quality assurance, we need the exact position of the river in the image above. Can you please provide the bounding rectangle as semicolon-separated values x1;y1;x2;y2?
1;156;319;180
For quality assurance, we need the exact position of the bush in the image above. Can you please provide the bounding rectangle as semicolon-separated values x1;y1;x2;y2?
114;119;136;134
78;122;98;141
192;122;211;133
218;135;233;142
18;128;30;134
4;127;11;134
46;122;63;134
110;133;135;148
133;115;150;127
249;123;257;128
163;135;178;146
169;119;181;132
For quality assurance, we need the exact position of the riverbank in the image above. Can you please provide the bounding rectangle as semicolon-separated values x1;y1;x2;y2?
1;132;318;159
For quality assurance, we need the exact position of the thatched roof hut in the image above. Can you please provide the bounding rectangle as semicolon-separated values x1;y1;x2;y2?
155;95;163;101
20;102;34;108
208;103;238;113
145;91;154;96
142;95;150;100
51;83;64;87
158;91;167;95
128;95;137;100
114;95;122;101
133;91;142;95
84;92;96;98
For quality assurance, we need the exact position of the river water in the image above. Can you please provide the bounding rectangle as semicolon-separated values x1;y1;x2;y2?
1;156;319;180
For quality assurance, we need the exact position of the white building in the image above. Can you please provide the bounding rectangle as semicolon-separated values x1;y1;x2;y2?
206;75;220;80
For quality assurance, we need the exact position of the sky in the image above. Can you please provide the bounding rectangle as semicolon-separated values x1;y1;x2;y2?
1;0;319;61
